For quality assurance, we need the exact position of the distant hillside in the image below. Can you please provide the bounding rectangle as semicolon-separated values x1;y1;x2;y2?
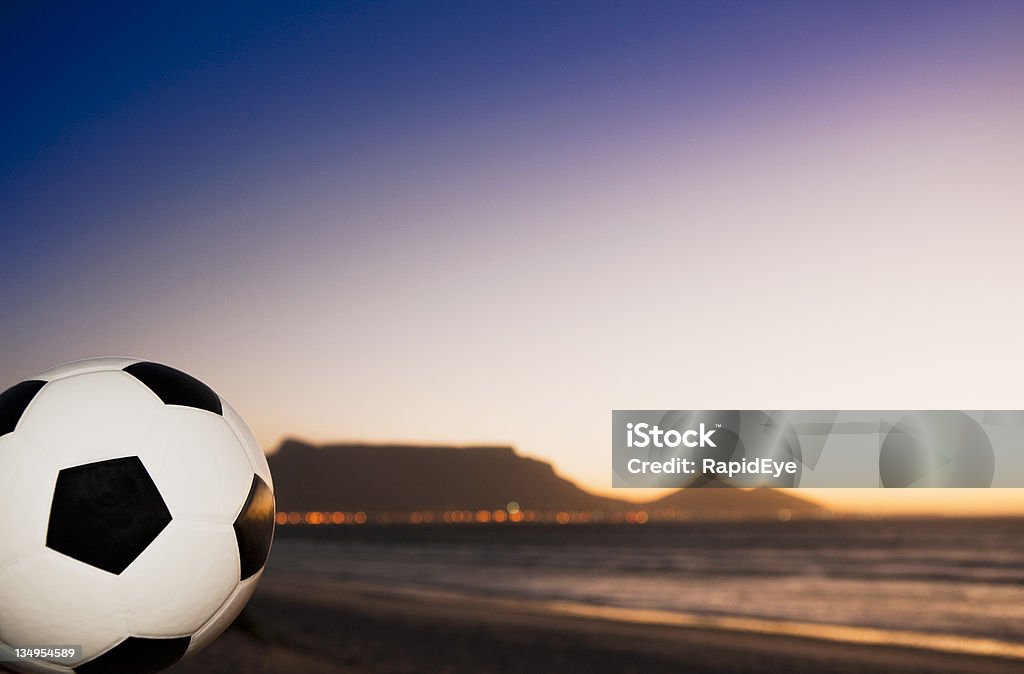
269;439;626;512
268;440;823;520
647;485;824;519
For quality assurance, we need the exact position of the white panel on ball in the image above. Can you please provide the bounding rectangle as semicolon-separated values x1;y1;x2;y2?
0;436;56;574
185;570;263;657
0;550;128;668
120;519;240;636
148;406;255;523
15;372;165;468
222;398;273;489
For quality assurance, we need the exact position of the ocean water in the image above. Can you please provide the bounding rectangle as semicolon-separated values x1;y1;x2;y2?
268;519;1024;645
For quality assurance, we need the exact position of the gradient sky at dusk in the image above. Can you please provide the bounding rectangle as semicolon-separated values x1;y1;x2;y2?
3;2;1023;513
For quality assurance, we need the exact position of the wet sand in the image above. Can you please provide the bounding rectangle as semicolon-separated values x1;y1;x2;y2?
166;577;1024;674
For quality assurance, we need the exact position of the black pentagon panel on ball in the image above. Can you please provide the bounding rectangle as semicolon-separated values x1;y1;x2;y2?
234;475;275;580
47;456;172;575
0;379;46;436
123;361;223;415
75;635;191;674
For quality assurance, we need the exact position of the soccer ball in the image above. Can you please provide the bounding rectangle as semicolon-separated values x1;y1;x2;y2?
0;358;275;674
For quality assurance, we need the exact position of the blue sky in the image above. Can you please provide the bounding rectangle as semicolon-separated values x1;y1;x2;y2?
3;1;1023;509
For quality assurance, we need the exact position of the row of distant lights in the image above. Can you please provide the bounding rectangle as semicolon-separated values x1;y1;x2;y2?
274;502;589;526
274;509;637;526
275;503;802;526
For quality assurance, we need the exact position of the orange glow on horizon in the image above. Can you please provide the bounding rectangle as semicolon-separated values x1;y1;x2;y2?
589;485;1024;516
272;489;1024;530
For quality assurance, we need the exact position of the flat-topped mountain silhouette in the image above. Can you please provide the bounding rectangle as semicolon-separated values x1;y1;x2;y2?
268;439;823;519
269;439;623;513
